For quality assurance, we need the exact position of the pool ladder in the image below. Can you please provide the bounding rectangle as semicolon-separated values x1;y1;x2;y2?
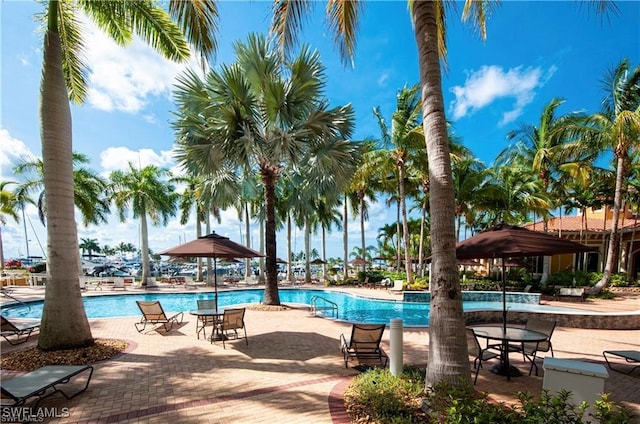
309;295;338;319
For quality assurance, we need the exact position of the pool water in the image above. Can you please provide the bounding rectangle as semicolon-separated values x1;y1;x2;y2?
0;288;586;327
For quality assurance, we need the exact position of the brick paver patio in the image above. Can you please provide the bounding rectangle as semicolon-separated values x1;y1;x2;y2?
1;285;638;423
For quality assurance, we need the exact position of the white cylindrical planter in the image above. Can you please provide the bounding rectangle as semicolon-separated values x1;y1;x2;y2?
390;319;403;375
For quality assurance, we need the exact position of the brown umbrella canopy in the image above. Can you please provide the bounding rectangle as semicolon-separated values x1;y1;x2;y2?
159;232;263;259
456;224;594;259
455;223;594;334
310;258;326;265
348;257;370;266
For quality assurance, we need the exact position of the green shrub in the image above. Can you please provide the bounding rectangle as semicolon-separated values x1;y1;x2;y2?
345;368;634;423
344;367;425;423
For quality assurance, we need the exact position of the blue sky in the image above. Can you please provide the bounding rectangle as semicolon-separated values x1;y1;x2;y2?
1;1;638;262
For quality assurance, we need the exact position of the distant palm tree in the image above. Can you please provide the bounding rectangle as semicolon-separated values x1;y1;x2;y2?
576;60;640;293
0;181;21;266
109;164;178;285
172;34;355;305
374;84;424;283
499;98;583;230
14;153;109;227
78;238;100;258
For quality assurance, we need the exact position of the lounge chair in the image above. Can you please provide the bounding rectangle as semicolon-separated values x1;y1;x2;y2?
134;301;184;333
340;324;388;369
389;280;404;293
215;308;247;348
184;276;199;289
1;315;40;345
1;365;93;407
467;328;501;384
603;350;640;375
509;317;556;376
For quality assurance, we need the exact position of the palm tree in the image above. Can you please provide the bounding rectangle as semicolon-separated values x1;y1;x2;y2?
172;34;355;305
109;164;178;286
578;60;640;293
499;98;583;231
452;157;487;241
0;181;21;266
78;238;100;258
14;153;109;227
374;84;424;283
33;0;219;350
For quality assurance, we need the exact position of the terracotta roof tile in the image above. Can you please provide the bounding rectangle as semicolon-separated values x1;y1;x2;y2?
524;216;640;233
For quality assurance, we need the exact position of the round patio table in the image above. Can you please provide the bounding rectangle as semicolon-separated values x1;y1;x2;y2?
189;309;224;341
471;325;547;380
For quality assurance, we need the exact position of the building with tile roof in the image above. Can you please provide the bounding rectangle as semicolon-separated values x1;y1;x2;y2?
523;205;640;280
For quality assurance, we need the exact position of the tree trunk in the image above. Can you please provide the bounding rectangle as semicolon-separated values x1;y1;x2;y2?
140;211;150;285
244;203;251;280
262;171;280;305
412;1;469;388
399;164;413;283
343;195;348;278
196;216;203;281
305;220;311;283
38;28;93;350
286;215;294;283
359;193;366;274
592;155;625;293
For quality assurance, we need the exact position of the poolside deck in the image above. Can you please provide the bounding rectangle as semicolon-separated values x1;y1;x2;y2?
1;285;639;423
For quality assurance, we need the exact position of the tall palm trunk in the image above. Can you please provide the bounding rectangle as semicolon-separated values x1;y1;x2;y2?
305;220;311;283
39;26;92;349
593;156;625;293
244;204;251;280
140;211;150;285
262;170;280;304
399;164;413;283
343;195;348;277
359;193;366;273
412;2;469;387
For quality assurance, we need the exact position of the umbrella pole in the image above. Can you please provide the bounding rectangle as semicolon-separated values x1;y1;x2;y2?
214;256;218;314
502;257;507;333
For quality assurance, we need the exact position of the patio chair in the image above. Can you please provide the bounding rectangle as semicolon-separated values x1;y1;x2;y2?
467;328;501;384
1;315;40;345
510;317;556;376
134;301;184;333
215;308;247;348
195;299;219;339
340;324;388;369
1;364;93;407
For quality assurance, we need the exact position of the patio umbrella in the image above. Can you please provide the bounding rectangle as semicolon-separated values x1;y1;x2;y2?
455;223;594;332
348;257;370;266
310;258;326;265
159;232;263;312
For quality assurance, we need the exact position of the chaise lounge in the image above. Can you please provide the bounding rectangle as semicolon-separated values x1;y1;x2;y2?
1;364;94;407
134;301;184;333
603;350;640;375
1;316;40;345
340;323;388;369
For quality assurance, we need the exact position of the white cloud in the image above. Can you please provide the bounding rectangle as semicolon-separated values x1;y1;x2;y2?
449;65;550;126
377;71;390;86
100;147;175;173
81;16;197;114
0;129;38;180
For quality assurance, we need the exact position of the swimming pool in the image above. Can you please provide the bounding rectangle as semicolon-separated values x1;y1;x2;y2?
0;288;588;327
